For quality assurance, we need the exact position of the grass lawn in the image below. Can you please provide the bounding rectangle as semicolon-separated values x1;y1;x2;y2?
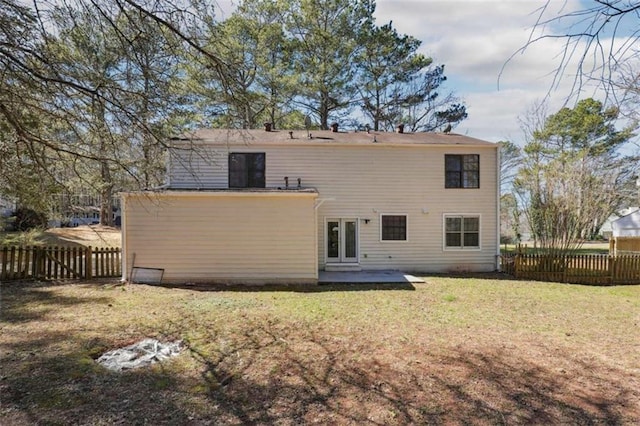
1;277;639;424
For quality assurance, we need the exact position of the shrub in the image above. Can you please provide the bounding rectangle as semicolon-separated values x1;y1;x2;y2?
12;207;48;231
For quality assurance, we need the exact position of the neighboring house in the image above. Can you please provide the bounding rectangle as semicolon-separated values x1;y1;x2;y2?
0;196;15;217
121;127;500;284
49;193;121;228
611;210;640;255
600;207;638;240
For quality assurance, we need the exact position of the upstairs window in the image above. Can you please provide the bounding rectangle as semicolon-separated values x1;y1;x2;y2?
445;215;480;249
229;153;265;188
445;154;479;188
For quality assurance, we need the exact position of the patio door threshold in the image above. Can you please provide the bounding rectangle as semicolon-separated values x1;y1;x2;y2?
325;263;362;272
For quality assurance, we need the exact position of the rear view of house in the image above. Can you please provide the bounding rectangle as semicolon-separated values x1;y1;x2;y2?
121;128;499;284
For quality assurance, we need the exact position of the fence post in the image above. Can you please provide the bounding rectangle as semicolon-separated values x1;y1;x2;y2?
608;255;615;285
32;246;41;278
1;246;7;281
85;246;93;280
514;254;520;279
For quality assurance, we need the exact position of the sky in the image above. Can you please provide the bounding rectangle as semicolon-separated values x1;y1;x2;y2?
372;0;596;144
214;0;632;145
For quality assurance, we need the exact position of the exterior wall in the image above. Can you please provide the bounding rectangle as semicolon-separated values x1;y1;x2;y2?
170;142;499;273
610;236;640;255
122;192;318;284
612;211;640;237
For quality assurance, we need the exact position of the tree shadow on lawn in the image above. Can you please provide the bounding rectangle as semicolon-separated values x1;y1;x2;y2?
176;323;638;424
0;280;114;324
3;318;637;425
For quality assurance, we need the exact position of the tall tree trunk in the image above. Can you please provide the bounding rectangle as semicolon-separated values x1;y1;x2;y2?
99;159;114;226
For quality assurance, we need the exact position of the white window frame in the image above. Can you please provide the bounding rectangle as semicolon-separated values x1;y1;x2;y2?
442;214;481;251
324;217;360;264
379;213;409;242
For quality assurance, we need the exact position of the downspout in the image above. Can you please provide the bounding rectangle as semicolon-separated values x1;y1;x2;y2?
120;194;127;282
496;146;501;271
314;198;334;211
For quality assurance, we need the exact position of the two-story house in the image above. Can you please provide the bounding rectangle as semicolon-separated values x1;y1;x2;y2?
121;127;500;284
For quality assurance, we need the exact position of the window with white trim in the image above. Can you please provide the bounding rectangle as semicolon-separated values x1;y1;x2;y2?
445;215;479;248
381;214;407;241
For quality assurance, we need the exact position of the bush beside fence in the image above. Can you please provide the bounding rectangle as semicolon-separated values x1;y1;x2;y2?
0;246;121;281
501;253;640;285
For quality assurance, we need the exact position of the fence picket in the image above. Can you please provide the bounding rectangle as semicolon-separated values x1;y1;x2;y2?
501;252;640;285
0;245;121;281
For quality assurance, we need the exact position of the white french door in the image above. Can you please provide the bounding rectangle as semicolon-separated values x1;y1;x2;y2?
326;218;358;263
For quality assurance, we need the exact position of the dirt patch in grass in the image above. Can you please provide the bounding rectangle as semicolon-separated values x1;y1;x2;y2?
1;277;638;424
1;225;121;248
43;225;121;248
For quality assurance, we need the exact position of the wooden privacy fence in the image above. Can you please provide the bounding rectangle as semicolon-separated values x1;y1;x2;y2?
501;253;640;285
610;237;640;255
0;246;121;281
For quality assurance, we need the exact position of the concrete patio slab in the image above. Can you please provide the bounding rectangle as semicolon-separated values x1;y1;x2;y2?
318;270;425;284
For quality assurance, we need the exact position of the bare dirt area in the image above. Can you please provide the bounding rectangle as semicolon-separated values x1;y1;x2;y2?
1;277;638;424
43;225;121;248
1;225;121;248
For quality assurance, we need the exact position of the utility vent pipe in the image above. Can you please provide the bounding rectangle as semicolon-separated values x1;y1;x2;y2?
396;124;404;134
264;122;272;132
330;122;339;132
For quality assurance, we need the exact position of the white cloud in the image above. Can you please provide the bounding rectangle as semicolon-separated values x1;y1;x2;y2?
374;0;594;143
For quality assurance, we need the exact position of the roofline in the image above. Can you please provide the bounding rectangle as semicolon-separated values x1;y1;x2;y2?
121;189;319;198
170;129;496;148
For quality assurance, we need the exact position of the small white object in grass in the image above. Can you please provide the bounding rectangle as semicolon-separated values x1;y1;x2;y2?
96;339;183;372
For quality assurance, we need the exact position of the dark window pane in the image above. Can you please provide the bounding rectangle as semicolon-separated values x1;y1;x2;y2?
446;233;461;247
327;221;339;258
446;217;461;232
248;153;265;187
464;217;479;232
463;155;479;170
464;232;479;247
445;154;479;188
463;172;479;188
229;153;248;188
445;172;461;188
445;155;461;171
345;221;356;258
382;215;407;241
445;155;462;188
228;153;265;188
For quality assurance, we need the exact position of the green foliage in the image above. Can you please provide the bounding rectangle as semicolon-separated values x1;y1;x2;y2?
498;140;522;194
356;18;467;132
515;98;638;252
500;193;521;244
1;0;468;213
190;0;466;131
13;207;48;232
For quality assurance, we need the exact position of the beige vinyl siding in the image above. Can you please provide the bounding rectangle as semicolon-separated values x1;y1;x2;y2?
168;147;227;188
170;142;499;273
122;191;317;284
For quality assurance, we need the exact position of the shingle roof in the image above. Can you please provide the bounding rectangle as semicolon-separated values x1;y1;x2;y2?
173;128;496;147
